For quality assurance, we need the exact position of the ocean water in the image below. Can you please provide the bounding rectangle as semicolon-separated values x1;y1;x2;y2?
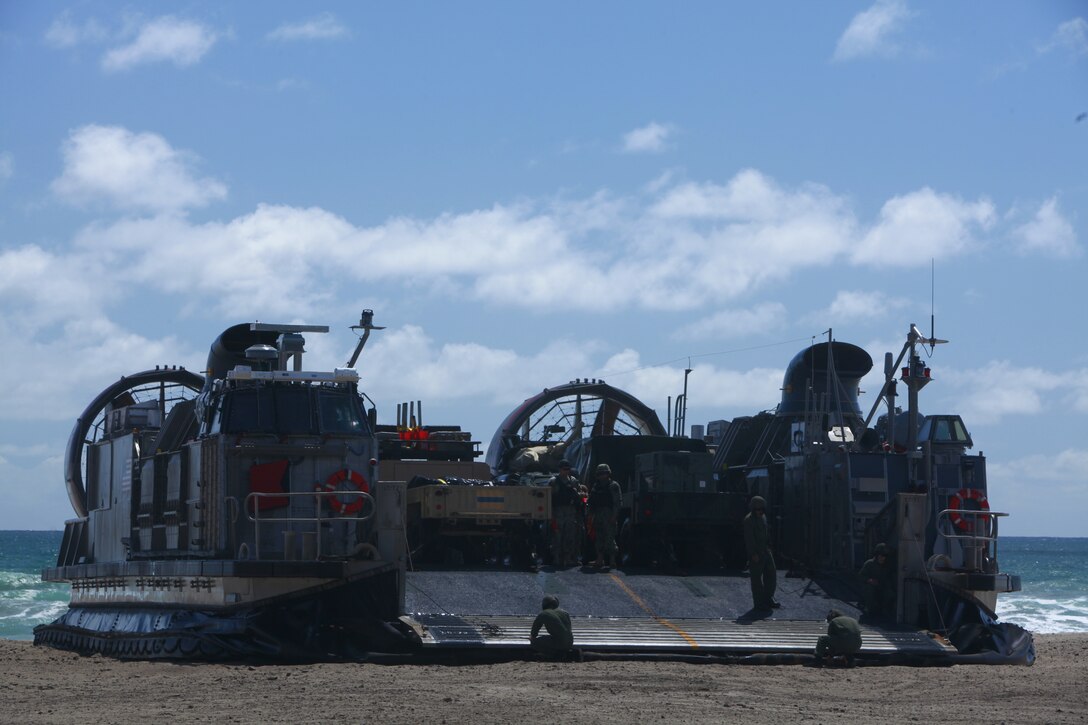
1;532;1085;639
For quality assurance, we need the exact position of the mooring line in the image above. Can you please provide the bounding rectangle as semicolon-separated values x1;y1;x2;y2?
608;573;699;649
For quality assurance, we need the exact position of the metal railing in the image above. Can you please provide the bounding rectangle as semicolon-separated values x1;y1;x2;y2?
243;490;376;560
936;508;1009;572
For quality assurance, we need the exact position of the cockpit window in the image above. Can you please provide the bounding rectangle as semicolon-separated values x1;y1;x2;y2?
920;415;972;445
224;388;276;433
276;387;314;434
222;385;366;436
318;392;364;434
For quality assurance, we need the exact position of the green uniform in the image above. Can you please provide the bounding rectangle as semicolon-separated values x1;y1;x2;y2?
530;607;574;654
550;474;583;566
815;615;863;658
859;556;895;618
588;478;622;565
743;510;776;610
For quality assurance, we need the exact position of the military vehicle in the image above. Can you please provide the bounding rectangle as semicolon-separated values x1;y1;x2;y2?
37;316;1033;664
377;404;549;567
35;313;417;658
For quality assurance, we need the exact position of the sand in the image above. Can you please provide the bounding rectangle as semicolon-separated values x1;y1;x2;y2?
2;634;1086;724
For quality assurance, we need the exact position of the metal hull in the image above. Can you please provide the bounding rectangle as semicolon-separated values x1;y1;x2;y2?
35;560;412;660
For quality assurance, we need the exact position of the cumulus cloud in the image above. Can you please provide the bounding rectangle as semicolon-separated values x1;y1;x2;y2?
267;13;349;41
673;303;788;342
833;0;913;61
0;310;196;422
357;326;596;407
622;122;673;153
52;125;227;212
1013;198;1080;259
852;188;995;266
1038;17;1088;58
102;16;218;71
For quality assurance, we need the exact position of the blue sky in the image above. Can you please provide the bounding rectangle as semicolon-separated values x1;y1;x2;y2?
1;1;1085;535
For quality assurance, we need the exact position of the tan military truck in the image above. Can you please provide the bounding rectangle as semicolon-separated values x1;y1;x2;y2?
377;406;550;567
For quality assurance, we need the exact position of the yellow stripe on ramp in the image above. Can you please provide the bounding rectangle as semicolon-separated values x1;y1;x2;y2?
609;573;699;649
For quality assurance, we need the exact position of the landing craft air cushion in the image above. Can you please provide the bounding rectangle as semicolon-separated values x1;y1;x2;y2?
36;314;1034;663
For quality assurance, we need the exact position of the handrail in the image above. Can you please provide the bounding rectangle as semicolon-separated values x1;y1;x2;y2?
936;508;1008;543
243;490;376;560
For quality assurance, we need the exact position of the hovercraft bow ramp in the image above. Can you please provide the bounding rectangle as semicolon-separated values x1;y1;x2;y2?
404;567;961;663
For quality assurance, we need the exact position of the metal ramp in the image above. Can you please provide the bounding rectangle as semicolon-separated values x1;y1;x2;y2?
412;613;956;657
404;567;957;659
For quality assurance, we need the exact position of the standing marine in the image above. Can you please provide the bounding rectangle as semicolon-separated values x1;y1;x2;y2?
550;459;584;567
587;463;622;569
530;594;575;658
815;609;863;665
859;543;895;620
743;495;779;611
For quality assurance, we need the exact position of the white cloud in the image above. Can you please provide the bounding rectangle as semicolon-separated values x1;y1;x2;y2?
1039;17;1088;58
0;151;11;183
673;303;788;342
802;290;910;327
599;350;784;413
358;326;596;407
267;13;349;42
942;361;1088;425
52;150;1013;321
622;122;673;153
102;16;218;71
52;125;227;212
833;0;913;62
852;188;995;267
0;311;195;422
1013;198;1080;259
987;448;1088;537
0;245;106;328
44;11;109;48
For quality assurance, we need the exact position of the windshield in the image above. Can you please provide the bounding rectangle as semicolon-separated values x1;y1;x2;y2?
222;385;369;436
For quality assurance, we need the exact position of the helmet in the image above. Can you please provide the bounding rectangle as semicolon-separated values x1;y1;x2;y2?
749;495;766;511
558;459;572;469
874;543;889;556
596;463;611;475
826;608;844;622
542;595;560;610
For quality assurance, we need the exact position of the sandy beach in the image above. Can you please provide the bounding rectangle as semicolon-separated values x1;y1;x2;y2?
2;634;1085;724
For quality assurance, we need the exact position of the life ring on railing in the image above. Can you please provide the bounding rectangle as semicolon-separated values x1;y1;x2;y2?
948;488;989;532
318;469;369;516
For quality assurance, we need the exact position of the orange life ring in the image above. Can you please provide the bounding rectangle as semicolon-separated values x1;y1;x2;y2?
948;488;989;532
318;469;369;516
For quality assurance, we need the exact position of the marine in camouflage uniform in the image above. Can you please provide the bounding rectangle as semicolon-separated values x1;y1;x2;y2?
530;595;574;657
550;460;584;567
743;495;778;611
859;543;895;620
587;463;622;568
815;609;863;663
